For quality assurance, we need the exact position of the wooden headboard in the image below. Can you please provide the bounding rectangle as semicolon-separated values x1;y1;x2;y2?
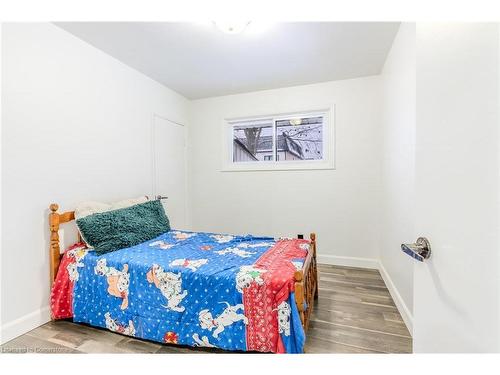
49;203;78;285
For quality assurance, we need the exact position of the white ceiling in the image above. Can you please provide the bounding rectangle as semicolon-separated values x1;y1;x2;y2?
55;22;399;99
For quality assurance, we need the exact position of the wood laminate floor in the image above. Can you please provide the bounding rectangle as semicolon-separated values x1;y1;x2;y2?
1;264;412;354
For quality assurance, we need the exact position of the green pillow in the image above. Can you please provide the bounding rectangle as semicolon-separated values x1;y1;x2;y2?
76;200;170;255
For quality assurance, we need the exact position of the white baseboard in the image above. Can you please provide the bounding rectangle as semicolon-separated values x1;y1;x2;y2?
317;253;413;336
0;306;51;345
377;261;414;336
318;254;379;269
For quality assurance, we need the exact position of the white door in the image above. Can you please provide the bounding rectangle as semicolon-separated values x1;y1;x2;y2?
413;23;499;352
152;114;187;229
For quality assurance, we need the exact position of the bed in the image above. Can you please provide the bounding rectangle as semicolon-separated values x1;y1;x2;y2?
48;202;318;353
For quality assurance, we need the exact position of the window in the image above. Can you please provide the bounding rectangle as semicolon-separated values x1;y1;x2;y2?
225;108;334;171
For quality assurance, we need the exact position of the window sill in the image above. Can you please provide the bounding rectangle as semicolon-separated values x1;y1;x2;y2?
221;161;335;172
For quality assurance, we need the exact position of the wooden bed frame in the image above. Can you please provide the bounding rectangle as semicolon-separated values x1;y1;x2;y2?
48;203;319;330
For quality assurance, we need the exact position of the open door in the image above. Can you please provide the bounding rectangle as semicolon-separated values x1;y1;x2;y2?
412;23;500;352
152;114;188;229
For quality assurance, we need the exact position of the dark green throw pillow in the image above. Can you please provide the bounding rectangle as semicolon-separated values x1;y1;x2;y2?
76;200;170;255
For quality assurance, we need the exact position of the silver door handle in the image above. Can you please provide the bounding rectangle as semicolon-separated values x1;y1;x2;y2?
401;237;431;262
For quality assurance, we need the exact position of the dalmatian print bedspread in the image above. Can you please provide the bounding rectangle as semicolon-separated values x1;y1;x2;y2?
50;231;308;353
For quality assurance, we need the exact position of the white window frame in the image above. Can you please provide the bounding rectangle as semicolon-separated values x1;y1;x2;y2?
222;106;335;172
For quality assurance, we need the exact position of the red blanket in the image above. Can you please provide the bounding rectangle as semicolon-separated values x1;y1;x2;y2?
243;238;309;353
50;243;87;319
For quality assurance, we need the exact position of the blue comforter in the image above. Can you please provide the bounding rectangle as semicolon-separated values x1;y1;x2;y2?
69;230;306;353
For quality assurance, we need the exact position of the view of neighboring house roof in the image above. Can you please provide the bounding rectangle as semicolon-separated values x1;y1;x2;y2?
254;135;304;158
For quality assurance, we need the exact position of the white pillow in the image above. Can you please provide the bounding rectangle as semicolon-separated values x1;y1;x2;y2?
75;196;150;219
113;196;150;210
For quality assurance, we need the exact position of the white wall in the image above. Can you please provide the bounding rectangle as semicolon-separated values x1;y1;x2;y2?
189;77;383;266
0;23;190;343
379;23;416;332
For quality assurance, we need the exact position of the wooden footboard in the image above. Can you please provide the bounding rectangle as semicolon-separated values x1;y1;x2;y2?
294;233;319;331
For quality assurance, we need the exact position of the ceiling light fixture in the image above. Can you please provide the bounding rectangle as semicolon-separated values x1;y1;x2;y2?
213;21;251;34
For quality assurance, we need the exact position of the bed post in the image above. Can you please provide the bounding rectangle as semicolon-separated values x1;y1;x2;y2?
294;270;305;325
294;232;319;333
310;232;319;300
49;203;61;286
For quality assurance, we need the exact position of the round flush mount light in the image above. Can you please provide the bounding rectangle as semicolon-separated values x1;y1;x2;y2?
213;21;251;34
